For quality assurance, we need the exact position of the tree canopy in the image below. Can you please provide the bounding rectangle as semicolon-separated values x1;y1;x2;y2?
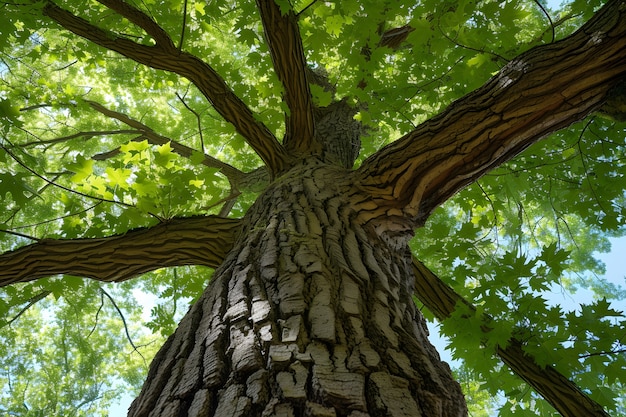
0;0;625;416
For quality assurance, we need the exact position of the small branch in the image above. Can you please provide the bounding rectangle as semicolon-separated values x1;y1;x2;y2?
576;120;609;215
10;201;103;231
1;142;141;212
175;92;206;154
2;290;51;327
437;21;509;63
96;0;176;49
88;292;105;338
86;100;245;182
19;130;139;147
296;0;317;17
99;287;146;364
0;215;241;286
178;0;188;50
579;348;626;358
0;228;40;242
533;0;555;43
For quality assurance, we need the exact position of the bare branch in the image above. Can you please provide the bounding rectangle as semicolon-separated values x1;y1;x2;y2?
256;0;317;154
42;0;290;175
175;92;206;154
0;216;241;286
2;290;51;327
99;287;147;364
412;258;610;417
19;130;139;147
533;0;555;43
356;0;626;224
178;0;188;50
96;0;175;49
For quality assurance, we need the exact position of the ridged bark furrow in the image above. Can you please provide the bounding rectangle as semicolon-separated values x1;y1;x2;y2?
128;159;467;417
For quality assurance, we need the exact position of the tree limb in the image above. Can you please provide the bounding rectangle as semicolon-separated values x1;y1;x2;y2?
42;0;290;176
19;130;140;147
256;0;317;154
0;216;241;286
356;0;626;224
412;258;610;417
85;100;245;183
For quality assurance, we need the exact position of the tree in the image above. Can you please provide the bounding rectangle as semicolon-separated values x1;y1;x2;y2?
1;0;625;416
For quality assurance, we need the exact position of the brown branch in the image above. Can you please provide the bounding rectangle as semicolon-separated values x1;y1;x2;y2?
96;0;175;48
85;100;245;183
175;92;206;154
412;258;610;417
18;130;140;147
99;286;146;363
0;216;241;286
42;0;290;176
256;0;317;155
356;0;626;224
3;290;51;327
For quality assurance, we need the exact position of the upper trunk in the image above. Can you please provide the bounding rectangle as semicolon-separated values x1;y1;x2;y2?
128;159;467;417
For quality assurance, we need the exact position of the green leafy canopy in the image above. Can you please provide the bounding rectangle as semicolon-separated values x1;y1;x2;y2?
0;0;624;415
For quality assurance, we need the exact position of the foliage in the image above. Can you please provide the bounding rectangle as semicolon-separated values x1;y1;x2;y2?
0;0;624;415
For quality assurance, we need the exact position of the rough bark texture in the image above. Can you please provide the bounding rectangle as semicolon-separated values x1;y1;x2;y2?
128;160;467;417
356;0;626;223
0;216;240;285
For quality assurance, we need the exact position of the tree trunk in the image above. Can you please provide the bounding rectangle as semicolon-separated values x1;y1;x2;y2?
128;159;467;417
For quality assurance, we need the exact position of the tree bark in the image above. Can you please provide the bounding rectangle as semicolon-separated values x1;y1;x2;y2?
128;160;467;417
356;0;626;223
0;216;240;285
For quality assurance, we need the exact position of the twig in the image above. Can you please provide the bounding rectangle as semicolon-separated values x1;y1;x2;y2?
3;290;51;327
176;92;206;154
1;141;150;215
99;287;147;365
534;0;555;43
0;228;39;242
88;291;106;339
19;130;140;147
178;0;188;50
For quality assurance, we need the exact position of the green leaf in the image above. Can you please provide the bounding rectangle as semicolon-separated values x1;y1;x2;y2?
153;142;176;169
325;15;344;37
0;173;36;206
194;2;205;16
105;166;132;190
67;154;94;183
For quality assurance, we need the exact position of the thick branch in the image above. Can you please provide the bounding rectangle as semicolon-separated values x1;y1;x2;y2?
0;216;241;286
357;0;626;223
96;0;175;48
256;0;317;154
42;0;289;176
85;101;245;183
412;258;610;417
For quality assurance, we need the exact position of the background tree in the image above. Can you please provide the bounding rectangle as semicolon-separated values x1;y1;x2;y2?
0;0;625;416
